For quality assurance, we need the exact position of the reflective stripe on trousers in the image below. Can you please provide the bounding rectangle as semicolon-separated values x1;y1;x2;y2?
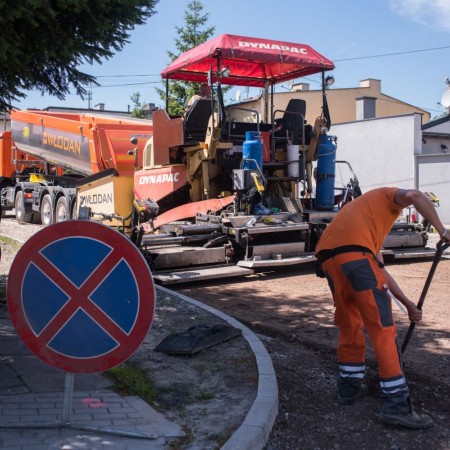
322;251;407;387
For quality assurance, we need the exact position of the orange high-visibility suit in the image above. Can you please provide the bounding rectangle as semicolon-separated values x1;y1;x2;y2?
315;187;411;414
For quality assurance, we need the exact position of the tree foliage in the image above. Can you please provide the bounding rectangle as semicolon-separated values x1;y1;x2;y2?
0;0;159;112
130;92;146;118
156;0;214;116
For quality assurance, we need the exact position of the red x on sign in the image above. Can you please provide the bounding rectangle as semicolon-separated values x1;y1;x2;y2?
7;221;155;373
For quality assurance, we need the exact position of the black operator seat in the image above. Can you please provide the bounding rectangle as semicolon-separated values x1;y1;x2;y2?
184;98;213;142
274;98;312;145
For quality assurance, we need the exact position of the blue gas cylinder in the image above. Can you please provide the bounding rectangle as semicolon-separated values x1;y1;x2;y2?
316;134;336;210
243;131;263;172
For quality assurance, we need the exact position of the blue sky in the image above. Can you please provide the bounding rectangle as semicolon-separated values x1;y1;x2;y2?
15;0;450;118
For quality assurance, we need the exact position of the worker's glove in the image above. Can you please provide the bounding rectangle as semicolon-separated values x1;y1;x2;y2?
440;229;450;243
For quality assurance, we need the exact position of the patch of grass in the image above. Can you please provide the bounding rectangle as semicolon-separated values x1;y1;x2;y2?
107;365;156;403
211;427;237;448
196;389;215;401
168;425;194;449
0;235;22;305
0;236;22;252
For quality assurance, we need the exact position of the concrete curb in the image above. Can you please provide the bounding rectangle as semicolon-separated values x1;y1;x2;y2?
156;285;279;450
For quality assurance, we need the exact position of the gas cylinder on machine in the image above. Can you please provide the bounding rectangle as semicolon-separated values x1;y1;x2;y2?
242;131;263;172
316;133;336;210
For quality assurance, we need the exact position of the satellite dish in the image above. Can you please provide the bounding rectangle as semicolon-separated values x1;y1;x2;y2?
287;80;294;90
440;89;450;108
235;89;241;102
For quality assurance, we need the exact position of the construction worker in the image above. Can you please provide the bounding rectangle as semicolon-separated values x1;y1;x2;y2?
315;187;450;429
185;83;211;113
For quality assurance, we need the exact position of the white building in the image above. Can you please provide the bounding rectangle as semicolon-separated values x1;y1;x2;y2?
330;113;450;223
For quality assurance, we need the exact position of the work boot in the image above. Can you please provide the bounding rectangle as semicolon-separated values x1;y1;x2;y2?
380;410;434;429
337;383;368;405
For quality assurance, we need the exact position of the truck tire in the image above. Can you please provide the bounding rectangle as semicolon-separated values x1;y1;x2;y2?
32;210;42;224
40;194;54;226
71;198;78;219
55;197;69;222
15;191;33;223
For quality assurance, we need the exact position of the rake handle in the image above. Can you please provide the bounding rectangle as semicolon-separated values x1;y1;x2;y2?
401;239;449;353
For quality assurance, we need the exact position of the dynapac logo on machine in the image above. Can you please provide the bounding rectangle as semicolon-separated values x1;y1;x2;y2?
138;172;180;184
239;40;308;54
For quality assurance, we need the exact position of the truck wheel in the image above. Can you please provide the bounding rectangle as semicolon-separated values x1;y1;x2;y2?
71;198;78;219
40;194;54;226
32;210;42;224
15;191;33;223
55;197;69;222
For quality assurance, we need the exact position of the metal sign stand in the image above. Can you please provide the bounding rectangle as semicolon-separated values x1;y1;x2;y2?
0;372;157;439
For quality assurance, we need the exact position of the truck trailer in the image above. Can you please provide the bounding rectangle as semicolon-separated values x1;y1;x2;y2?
0;111;152;228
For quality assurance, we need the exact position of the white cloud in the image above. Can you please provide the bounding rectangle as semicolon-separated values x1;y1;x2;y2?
390;0;450;31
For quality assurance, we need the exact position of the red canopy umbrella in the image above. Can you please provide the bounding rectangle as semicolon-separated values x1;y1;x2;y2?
161;34;334;87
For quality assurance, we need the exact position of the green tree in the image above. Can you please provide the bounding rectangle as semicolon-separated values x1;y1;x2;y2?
130;92;146;118
0;0;159;112
156;0;214;116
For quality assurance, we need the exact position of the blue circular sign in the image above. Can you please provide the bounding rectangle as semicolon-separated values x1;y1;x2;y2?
7;221;155;373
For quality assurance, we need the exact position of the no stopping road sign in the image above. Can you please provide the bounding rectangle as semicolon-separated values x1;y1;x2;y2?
7;221;155;373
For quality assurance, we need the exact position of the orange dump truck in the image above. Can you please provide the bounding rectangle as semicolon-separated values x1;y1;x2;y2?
0;110;152;227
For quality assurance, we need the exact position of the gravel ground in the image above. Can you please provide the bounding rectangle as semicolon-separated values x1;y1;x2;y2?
175;254;450;450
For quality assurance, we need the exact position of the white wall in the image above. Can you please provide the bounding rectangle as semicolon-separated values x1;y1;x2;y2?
331;114;420;191
416;153;450;224
329;113;450;224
